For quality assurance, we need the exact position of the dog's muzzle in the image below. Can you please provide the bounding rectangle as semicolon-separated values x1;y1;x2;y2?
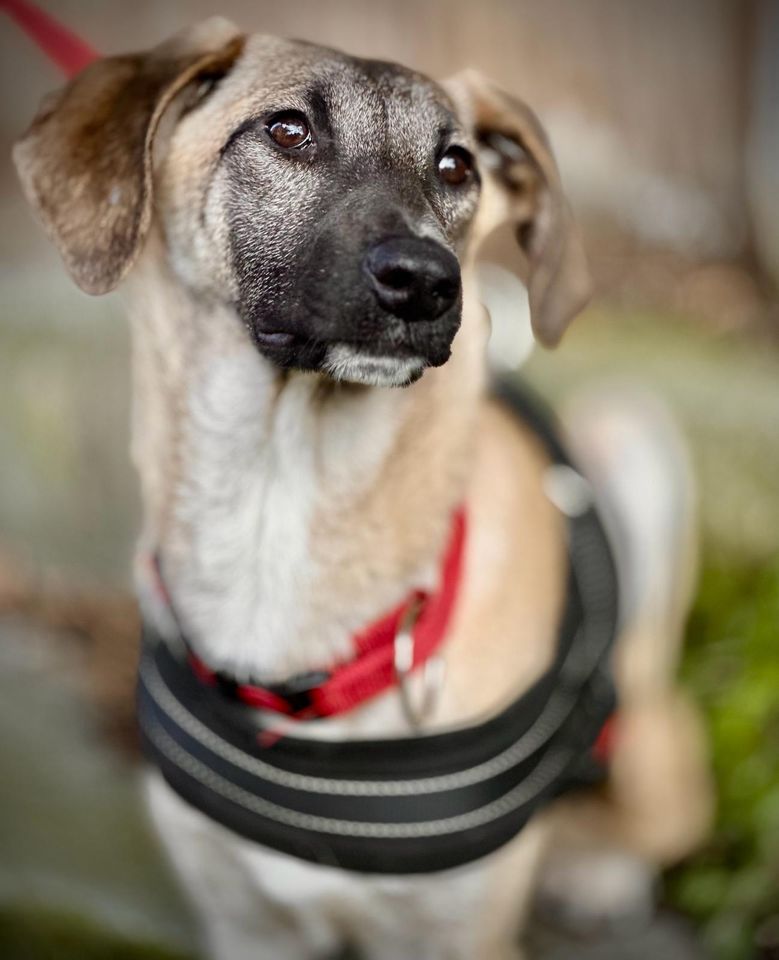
241;232;463;385
319;236;462;385
364;237;461;323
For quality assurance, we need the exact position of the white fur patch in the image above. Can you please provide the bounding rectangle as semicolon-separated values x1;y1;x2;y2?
324;343;426;387
168;351;332;681
160;346;422;684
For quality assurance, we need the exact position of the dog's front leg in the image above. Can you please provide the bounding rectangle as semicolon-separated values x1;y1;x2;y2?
143;771;341;960
346;824;547;960
354;937;527;960
351;935;526;960
202;918;325;960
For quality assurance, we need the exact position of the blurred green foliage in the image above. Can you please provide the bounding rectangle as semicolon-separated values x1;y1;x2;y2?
526;308;779;960
668;559;779;960
0;906;190;960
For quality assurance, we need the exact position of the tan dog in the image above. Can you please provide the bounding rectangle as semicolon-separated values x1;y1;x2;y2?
14;18;711;959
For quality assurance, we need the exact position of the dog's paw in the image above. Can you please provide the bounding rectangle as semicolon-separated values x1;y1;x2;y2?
533;849;657;936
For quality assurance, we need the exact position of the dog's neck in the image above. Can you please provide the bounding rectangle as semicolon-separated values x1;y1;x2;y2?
127;245;486;682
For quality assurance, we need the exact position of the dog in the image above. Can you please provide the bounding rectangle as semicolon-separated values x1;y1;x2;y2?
13;17;712;959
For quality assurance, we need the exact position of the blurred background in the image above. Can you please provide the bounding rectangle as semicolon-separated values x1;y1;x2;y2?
0;2;777;958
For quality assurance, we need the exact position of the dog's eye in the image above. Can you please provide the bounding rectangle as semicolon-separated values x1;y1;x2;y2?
438;147;475;187
267;112;312;150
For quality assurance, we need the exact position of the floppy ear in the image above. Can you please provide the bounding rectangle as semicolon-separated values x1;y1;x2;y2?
444;69;591;346
13;18;244;296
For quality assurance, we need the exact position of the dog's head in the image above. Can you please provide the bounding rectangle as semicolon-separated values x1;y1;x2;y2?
14;18;589;387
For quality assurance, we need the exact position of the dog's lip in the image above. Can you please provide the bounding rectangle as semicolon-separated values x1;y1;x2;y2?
254;330;295;348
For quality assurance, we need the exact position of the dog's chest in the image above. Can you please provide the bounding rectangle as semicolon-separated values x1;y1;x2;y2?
163;349;413;682
145;767;549;955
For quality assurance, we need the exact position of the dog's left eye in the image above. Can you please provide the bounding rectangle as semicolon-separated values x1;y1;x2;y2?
438;147;475;187
267;112;312;150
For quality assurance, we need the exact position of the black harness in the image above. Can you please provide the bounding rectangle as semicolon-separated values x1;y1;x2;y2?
137;381;619;874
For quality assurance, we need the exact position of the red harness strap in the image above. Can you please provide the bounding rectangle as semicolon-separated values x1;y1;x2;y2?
187;508;467;720
1;0;98;78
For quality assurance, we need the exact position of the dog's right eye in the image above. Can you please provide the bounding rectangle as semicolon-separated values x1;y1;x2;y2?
266;112;312;150
438;147;475;187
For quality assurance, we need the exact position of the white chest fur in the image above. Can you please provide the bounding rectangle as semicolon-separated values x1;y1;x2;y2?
158;345;444;685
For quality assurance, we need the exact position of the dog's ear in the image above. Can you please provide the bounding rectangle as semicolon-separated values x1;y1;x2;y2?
13;18;244;295
445;70;591;346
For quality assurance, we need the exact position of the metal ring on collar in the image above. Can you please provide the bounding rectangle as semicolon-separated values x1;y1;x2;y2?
393;594;445;730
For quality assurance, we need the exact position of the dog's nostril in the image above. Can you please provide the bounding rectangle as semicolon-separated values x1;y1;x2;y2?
433;277;459;301
377;266;415;291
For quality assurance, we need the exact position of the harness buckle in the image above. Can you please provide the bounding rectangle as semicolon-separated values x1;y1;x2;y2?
393;594;445;730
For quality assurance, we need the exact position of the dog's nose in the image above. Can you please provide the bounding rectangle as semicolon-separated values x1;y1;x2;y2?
364;238;461;321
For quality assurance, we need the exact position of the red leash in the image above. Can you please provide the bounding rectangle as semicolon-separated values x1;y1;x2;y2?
1;0;99;77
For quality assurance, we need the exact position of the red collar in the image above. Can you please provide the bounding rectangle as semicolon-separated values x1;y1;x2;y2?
160;507;467;721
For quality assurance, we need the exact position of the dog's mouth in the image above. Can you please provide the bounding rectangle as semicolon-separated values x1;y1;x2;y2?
323;344;427;387
250;321;455;388
253;331;296;350
253;331;427;387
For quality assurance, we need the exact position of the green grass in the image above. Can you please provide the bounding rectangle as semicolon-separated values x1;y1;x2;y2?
667;558;779;960
0;905;193;960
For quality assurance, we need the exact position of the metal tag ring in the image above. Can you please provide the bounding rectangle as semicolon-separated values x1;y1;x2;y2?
393;595;445;730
